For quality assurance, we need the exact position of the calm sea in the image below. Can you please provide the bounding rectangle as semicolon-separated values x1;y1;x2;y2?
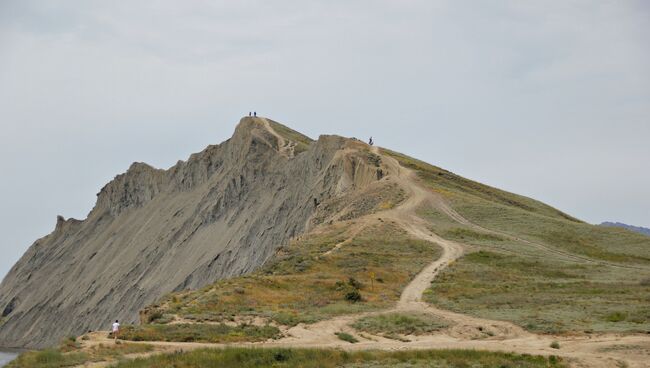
0;350;19;367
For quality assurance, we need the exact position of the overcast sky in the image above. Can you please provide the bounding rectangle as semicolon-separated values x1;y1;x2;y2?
1;1;648;279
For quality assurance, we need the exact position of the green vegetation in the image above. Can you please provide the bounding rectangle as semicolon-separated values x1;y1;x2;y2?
550;341;560;349
382;148;650;334
111;347;567;368
7;341;153;368
381;148;578;221
447;196;650;265
334;332;359;343
352;312;449;337
156;223;440;327
443;227;506;243
119;323;280;343
267;119;314;154
425;250;650;334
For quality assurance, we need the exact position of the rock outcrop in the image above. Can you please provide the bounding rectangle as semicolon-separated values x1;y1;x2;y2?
0;117;387;348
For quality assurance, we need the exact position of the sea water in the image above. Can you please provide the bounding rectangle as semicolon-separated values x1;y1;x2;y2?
0;350;19;367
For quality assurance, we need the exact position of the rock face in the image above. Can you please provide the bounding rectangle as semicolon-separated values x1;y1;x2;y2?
0;117;384;348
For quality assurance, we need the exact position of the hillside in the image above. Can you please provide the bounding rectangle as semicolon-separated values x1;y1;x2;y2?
0;117;390;349
3;117;650;367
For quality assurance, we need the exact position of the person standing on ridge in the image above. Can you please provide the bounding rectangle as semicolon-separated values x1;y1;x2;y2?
248;112;251;116
369;136;374;146
112;320;120;341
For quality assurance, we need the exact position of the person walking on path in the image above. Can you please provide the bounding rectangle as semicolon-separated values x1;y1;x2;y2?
112;320;120;341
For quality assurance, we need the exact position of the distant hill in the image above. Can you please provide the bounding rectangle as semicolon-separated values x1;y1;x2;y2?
600;222;650;236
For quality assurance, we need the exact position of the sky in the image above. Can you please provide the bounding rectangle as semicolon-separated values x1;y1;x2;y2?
0;1;648;279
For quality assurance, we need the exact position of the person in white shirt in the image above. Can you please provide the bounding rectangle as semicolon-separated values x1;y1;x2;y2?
112;320;120;341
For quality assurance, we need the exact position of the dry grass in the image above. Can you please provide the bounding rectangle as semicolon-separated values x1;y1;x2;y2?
425;250;650;334
111;347;567;368
119;323;280;343
381;148;579;222
156;222;441;326
7;340;153;368
382;148;650;334
352;312;449;336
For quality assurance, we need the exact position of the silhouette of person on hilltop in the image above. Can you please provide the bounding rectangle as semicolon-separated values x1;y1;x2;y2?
369;137;374;146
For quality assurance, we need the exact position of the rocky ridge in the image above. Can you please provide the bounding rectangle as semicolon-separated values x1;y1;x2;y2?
0;117;389;348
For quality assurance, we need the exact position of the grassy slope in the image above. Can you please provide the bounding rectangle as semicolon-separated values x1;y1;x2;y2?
154;222;441;326
381;148;580;222
382;150;650;334
425;249;650;334
111;347;567;368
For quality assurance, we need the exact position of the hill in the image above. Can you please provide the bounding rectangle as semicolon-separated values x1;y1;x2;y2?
2;117;650;367
601;221;650;237
0;117;389;348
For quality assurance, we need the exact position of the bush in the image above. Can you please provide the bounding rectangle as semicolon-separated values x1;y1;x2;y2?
606;312;627;323
334;332;359;343
60;336;80;352
147;310;164;323
348;277;363;290
273;350;292;362
550;341;560;349
640;278;650;286
344;289;362;302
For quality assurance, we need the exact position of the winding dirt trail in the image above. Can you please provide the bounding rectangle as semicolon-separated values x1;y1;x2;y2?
80;142;650;368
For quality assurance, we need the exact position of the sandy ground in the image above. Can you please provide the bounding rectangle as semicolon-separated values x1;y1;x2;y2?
77;128;650;368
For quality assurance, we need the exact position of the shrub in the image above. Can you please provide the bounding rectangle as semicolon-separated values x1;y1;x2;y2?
273;350;292;362
147;310;164;323
606;312;627;323
60;336;80;352
334;332;359;343
344;289;362;302
348;277;363;290
640;278;650;286
550;341;560;349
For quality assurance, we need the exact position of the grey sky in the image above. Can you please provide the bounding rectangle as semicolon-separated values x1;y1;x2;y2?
1;1;648;279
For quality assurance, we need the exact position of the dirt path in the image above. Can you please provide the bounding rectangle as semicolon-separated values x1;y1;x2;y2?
80;143;650;368
259;117;298;157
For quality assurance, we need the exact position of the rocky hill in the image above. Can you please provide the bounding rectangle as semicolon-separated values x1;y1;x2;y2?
3;117;650;360
0;117;388;348
3;117;650;368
